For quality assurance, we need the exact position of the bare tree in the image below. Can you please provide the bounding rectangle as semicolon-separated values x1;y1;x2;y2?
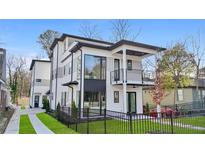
37;30;61;58
79;23;102;40
110;19;141;42
7;55;27;105
191;31;205;100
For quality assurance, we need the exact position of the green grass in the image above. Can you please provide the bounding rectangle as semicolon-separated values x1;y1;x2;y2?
19;115;36;134
174;116;205;128
75;119;205;134
36;113;77;134
20;106;25;110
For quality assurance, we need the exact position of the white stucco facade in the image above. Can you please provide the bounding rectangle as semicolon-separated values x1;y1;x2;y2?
49;34;165;114
29;60;51;108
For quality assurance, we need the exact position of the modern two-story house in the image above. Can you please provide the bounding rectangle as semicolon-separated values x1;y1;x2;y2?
0;48;8;111
29;59;51;108
49;33;166;114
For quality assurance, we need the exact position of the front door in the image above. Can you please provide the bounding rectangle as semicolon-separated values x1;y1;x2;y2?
34;95;39;108
127;92;136;113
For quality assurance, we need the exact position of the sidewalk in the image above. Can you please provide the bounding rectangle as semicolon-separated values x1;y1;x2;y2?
29;114;54;134
4;107;20;134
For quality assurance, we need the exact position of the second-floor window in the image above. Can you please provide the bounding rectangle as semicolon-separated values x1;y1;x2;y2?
84;55;106;80
127;60;132;70
36;79;42;83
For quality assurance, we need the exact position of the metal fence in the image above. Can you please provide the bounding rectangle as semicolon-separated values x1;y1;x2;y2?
57;107;205;134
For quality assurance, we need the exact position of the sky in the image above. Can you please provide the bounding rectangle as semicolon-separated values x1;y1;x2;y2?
0;19;205;64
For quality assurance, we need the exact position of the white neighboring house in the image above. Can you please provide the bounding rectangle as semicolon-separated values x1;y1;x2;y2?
29;59;51;108
49;33;166;114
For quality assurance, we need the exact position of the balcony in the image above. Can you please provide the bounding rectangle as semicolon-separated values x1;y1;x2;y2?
110;69;155;85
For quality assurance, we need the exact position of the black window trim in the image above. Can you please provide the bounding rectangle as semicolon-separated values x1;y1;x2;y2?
84;54;107;80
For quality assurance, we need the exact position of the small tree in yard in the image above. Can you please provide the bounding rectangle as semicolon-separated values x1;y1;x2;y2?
159;42;195;105
42;97;50;113
56;102;61;120
150;63;166;117
71;101;77;121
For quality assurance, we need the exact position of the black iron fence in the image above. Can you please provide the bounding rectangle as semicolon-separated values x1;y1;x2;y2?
57;106;205;134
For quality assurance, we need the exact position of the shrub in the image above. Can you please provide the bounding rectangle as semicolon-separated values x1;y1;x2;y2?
71;101;78;121
42;97;50;112
56;102;61;120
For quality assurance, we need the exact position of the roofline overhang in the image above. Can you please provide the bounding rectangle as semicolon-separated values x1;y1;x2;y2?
29;59;51;70
49;34;166;56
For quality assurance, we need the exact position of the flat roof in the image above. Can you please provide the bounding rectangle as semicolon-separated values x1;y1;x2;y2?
29;59;51;70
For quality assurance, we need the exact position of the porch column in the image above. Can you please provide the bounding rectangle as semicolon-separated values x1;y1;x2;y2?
122;48;127;113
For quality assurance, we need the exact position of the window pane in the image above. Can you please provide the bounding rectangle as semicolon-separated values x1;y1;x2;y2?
127;60;132;70
114;91;119;103
177;89;183;101
84;55;106;80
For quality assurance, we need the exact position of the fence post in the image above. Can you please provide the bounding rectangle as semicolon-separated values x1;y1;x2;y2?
170;111;174;134
67;107;70;128
87;108;89;134
75;108;78;132
129;112;133;134
104;108;107;134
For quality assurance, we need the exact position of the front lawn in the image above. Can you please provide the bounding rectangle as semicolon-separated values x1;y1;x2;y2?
174;116;205;128
36;113;77;134
19;115;36;134
75;119;205;134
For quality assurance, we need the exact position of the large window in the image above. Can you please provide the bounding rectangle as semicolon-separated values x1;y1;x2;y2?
84;55;106;80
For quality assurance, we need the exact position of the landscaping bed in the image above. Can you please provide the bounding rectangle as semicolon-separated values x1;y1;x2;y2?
0;109;14;134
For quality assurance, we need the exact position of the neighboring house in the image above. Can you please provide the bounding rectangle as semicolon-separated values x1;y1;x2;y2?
143;79;205;107
49;33;166;114
29;59;51;108
0;48;7;111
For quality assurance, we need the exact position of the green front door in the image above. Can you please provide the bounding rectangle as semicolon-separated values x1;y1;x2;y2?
127;92;136;113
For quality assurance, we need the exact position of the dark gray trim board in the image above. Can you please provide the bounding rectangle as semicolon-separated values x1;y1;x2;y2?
30;59;51;70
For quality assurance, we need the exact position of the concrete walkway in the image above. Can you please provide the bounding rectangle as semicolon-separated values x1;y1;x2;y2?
4;107;20;134
5;108;54;134
29;114;54;134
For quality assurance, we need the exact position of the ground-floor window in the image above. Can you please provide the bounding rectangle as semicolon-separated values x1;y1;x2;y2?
177;89;184;101
84;91;106;115
61;92;68;106
114;91;119;103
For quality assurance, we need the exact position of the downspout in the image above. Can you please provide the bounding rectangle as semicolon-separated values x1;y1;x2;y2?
32;65;36;108
49;56;53;110
79;49;83;116
55;43;59;109
68;49;74;104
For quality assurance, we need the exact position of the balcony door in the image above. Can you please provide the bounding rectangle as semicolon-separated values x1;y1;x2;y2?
114;59;120;81
127;92;136;113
